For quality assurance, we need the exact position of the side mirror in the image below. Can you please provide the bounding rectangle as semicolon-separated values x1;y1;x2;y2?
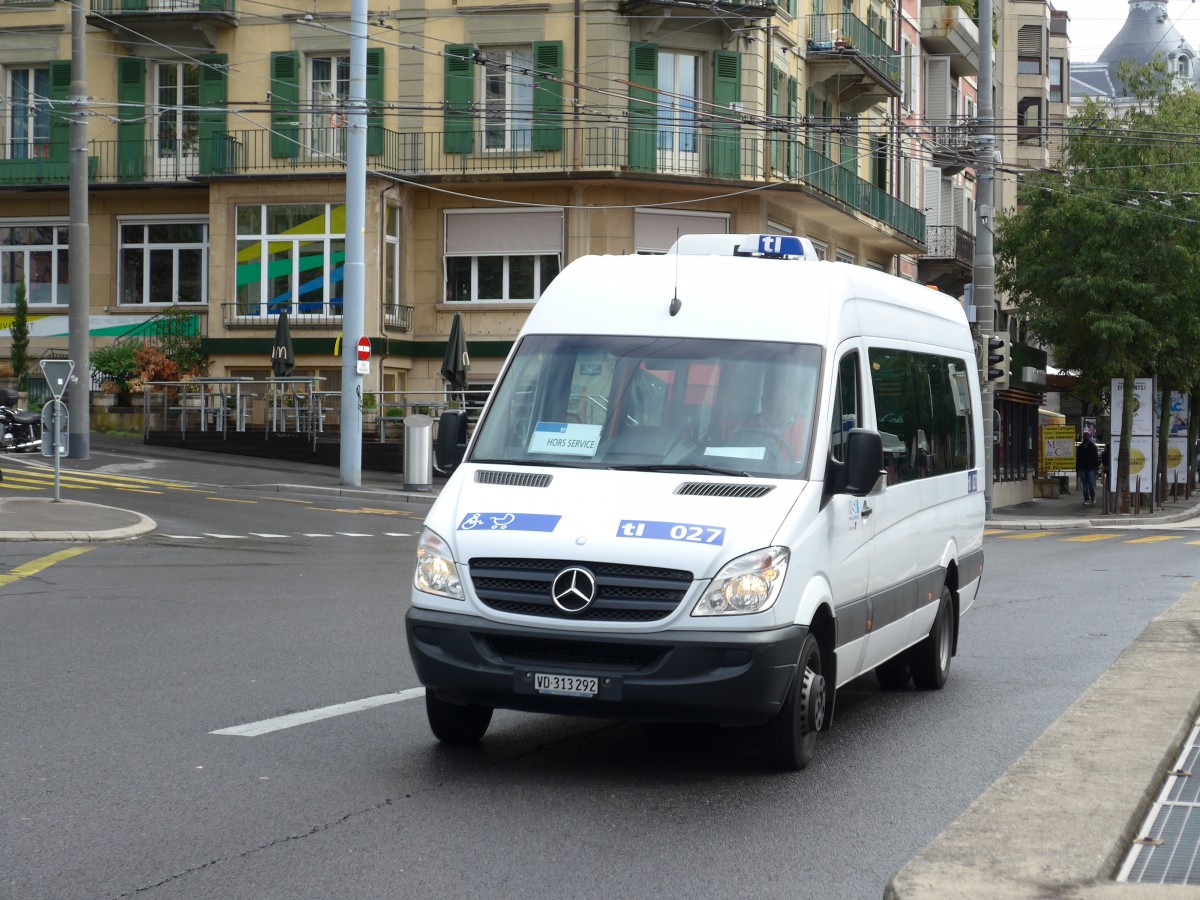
844;428;884;496
435;409;469;474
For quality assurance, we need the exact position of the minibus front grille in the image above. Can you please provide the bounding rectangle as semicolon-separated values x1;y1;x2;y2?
675;482;775;498
474;470;553;488
484;635;666;671
468;558;693;622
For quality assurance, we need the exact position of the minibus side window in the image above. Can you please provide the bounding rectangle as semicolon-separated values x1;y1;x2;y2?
829;352;861;463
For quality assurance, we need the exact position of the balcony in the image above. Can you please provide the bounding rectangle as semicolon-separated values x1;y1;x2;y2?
89;0;236;42
917;225;974;294
620;0;775;19
929;116;974;173
920;2;980;77
0;127;923;245
220;302;415;333
805;13;901;113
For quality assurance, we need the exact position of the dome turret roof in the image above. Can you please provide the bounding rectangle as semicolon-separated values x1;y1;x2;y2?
1098;0;1199;96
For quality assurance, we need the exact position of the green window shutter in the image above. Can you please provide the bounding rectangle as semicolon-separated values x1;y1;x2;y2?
47;60;71;158
531;40;563;152
117;57;145;181
708;50;740;179
444;44;474;154
366;47;384;156
270;51;300;159
787;77;799;177
198;54;228;175
627;42;657;172
770;65;782;171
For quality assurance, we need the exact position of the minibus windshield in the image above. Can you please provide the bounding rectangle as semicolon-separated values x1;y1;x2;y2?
470;334;822;479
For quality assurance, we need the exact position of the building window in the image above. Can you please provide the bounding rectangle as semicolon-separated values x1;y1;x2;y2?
236;203;345;316
482;48;533;151
309;54;349;159
1017;25;1043;75
809;238;828;260
1049;57;1064;102
154;62;200;177
444;209;563;303
119;220;207;306
383;206;408;327
1017;96;1042;144
6;66;50;160
657;51;700;169
633;209;728;254
0;222;68;306
902;40;916;112
1178;54;1192;78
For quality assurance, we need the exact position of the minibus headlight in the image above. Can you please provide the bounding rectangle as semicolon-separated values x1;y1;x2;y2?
693;547;789;616
414;527;465;600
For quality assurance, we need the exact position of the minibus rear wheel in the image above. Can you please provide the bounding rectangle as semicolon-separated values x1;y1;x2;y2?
909;586;953;690
426;690;493;744
762;634;826;771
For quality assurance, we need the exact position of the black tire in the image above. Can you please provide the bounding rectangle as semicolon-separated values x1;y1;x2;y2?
763;633;826;771
875;654;911;690
909;585;954;690
425;690;493;744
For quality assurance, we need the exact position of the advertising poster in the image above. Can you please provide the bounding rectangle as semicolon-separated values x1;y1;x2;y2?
1168;392;1189;437
1041;425;1077;473
1110;378;1154;436
1167;437;1189;486
1108;436;1156;493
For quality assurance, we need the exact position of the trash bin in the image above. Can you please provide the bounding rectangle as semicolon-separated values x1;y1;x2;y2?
403;414;433;492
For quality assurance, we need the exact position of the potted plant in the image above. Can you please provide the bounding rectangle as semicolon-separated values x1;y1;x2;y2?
91;342;141;405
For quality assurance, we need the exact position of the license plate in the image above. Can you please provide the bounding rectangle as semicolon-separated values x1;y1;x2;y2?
534;673;599;698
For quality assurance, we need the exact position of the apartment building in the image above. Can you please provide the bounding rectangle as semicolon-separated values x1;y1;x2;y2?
989;0;1068;507
0;0;924;402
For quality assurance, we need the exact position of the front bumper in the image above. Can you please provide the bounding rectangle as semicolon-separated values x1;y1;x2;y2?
405;607;807;727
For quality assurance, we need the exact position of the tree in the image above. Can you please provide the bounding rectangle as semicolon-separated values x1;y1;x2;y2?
996;62;1200;513
9;282;29;387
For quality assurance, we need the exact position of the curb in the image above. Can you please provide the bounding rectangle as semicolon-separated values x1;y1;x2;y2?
886;583;1200;898
254;482;441;505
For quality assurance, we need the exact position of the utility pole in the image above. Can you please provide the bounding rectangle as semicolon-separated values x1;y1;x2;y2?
67;0;90;458
339;0;367;485
974;0;996;516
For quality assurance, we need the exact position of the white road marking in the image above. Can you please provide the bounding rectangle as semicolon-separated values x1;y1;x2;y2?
165;535;204;540
249;533;290;538
302;533;333;537
204;533;245;539
337;532;372;537
211;688;426;737
384;533;413;537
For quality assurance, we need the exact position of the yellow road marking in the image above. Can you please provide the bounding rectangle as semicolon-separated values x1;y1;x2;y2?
0;474;98;490
0;547;94;588
208;497;257;504
984;529;1013;536
317;506;405;516
263;497;314;504
1125;535;1184;544
14;469;210;492
1063;534;1120;542
999;531;1063;540
113;487;163;495
0;482;41;491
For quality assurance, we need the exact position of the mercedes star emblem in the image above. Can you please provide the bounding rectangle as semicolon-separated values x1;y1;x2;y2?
550;566;597;613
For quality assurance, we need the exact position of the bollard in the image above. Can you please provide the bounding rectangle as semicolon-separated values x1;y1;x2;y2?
403;414;434;492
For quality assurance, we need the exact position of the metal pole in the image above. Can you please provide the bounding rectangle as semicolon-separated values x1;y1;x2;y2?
339;0;367;486
974;0;996;516
67;0;89;458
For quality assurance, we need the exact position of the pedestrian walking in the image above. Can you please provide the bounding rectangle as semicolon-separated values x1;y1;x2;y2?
1076;431;1100;506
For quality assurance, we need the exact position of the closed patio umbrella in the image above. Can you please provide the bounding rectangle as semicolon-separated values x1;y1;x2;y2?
272;309;295;378
440;312;470;393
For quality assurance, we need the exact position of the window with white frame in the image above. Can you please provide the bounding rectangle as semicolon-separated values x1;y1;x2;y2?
835;249;856;265
383;205;408;328
809;238;828;261
119;220;207;305
6;66;50;160
482;48;533;152
902;39;915;112
633;209;728;254
0;221;68;305
154;61;200;176
236;203;345;316
309;54;349;158
444;209;562;303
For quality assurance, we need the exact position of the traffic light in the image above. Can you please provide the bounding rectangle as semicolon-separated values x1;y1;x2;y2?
985;336;1009;388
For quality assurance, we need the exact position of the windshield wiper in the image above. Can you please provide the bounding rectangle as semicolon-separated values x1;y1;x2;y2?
606;463;751;477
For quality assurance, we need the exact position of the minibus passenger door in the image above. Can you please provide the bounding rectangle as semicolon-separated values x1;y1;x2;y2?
825;348;875;681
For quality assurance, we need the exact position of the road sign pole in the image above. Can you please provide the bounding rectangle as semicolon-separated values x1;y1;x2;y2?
53;400;61;502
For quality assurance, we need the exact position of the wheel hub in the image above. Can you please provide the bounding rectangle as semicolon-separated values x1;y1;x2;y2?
800;669;826;733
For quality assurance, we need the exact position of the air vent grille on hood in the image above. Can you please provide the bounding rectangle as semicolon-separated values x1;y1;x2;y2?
475;470;553;488
675;482;775;498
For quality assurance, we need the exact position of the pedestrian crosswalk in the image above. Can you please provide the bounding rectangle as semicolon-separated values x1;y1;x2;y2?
0;462;210;495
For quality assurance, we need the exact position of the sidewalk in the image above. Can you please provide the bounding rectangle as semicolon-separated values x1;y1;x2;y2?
3;438;1200;895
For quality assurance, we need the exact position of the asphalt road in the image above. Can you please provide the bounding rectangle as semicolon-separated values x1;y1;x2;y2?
1;450;1197;899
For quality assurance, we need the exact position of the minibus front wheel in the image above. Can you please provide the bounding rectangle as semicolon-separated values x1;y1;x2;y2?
762;633;825;771
426;689;494;744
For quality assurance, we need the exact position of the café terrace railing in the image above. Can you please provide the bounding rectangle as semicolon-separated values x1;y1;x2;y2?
0;126;925;243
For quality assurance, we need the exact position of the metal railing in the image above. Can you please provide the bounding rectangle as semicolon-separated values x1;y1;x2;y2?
806;12;901;87
803;147;925;241
90;0;235;13
923;225;974;267
383;303;414;332
222;303;343;330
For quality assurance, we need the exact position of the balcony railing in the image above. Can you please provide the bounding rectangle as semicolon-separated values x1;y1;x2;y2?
384;303;414;333
0;127;924;243
222;303;344;330
923;226;974;268
90;0;235;14
806;13;901;88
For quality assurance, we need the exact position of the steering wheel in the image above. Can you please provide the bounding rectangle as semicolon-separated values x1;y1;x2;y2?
727;428;793;464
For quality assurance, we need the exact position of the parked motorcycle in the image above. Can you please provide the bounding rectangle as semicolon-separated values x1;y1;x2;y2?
0;388;43;452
